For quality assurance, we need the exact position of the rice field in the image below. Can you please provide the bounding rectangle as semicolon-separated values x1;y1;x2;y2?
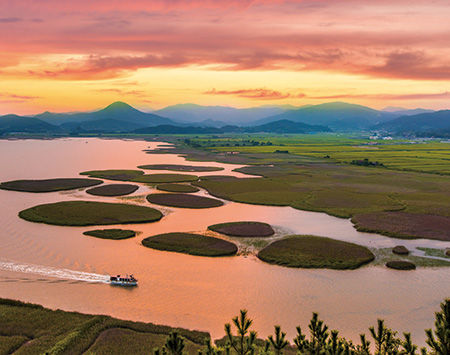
192;134;450;174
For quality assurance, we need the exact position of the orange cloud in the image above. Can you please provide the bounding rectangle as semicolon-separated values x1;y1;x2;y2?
311;91;450;101
206;88;305;100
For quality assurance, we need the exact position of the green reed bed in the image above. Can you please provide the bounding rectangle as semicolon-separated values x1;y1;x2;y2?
142;232;238;256
19;201;163;226
83;229;136;240
86;184;139;196
208;221;275;237
258;235;375;269
386;260;416;270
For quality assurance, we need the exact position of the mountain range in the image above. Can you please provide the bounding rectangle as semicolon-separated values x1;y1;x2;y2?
0;101;447;136
151;103;298;126
373;110;450;132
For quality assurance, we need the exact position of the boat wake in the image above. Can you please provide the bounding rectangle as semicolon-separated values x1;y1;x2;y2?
0;258;109;283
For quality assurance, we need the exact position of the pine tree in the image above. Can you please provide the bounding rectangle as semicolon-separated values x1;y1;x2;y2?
225;309;257;355
165;331;185;355
401;332;418;355
425;299;450;355
294;313;329;354
326;330;345;355
370;319;388;355
268;325;289;355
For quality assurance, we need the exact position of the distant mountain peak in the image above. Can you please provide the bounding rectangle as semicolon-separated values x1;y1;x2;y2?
382;106;408;112
103;101;135;111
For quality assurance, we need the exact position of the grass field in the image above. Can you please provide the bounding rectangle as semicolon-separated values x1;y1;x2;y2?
142;232;238;256
0;298;208;355
189;134;450;175
257;235;375;269
19;201;163;226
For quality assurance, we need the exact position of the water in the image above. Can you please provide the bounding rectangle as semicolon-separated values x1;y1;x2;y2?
0;138;448;346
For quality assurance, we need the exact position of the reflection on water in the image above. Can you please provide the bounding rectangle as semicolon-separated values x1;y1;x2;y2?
0;138;449;346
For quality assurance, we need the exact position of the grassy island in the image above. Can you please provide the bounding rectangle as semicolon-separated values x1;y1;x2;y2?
138;164;223;172
142;232;237;256
0;178;103;193
133;174;199;184
352;212;450;241
86;184;139;196
386;260;416;270
258;235;375;269
83;229;136;240
147;193;223;208
19;201;163;226
156;184;200;193
80;169;144;181
208;221;275;237
392;245;409;255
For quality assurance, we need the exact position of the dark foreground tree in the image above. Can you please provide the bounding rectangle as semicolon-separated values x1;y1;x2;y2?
425;299;450;355
268;325;289;355
154;331;185;355
224;309;257;355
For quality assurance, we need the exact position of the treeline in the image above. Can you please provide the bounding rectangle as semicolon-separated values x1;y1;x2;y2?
350;158;384;167
154;299;450;355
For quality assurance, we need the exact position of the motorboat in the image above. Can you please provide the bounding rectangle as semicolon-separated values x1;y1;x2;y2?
109;274;138;286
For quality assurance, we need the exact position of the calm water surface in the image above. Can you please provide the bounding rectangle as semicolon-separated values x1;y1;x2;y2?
0;138;448;346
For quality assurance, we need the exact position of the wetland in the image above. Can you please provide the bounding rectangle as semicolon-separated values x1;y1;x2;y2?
0;137;449;348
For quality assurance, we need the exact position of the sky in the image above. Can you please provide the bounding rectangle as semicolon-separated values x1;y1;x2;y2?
1;0;450;115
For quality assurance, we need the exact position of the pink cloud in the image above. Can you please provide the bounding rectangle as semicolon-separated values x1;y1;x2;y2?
1;0;450;82
0;92;40;101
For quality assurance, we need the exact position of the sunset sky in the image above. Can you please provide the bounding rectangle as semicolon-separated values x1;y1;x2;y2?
1;0;450;115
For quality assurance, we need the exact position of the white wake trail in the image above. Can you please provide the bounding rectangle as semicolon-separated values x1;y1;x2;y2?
0;258;109;283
